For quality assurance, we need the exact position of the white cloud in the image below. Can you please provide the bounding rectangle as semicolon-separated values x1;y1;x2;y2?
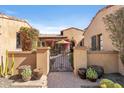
31;23;68;34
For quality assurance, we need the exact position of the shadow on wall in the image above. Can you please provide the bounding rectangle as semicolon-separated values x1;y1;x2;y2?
8;51;36;74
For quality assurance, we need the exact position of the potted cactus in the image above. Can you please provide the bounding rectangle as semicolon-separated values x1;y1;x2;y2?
21;67;32;82
86;67;98;82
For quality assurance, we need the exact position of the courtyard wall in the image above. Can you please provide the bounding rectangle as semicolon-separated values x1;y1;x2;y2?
8;47;50;75
73;47;124;75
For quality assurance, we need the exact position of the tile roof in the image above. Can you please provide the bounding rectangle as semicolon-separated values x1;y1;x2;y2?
39;34;66;38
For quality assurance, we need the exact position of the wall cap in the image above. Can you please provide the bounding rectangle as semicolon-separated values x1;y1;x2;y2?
8;47;50;55
9;51;32;55
88;51;119;54
37;47;51;50
73;46;88;50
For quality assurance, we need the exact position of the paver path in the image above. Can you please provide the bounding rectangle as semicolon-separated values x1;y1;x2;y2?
48;72;99;88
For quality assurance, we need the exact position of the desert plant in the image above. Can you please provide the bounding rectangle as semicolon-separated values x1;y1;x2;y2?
100;79;114;88
88;65;104;78
4;50;9;76
114;83;123;88
21;67;32;82
0;50;15;77
86;67;98;81
10;52;15;75
103;7;124;64
99;79;123;88
19;27;39;51
0;65;3;77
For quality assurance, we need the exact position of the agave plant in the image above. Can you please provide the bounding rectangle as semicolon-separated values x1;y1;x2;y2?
86;67;98;81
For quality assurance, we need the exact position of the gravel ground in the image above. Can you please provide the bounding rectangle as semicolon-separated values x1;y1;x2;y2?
0;78;14;88
48;72;99;88
0;73;124;88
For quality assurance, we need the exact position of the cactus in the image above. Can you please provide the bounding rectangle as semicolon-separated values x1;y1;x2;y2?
10;52;15;75
4;50;9;76
0;65;3;77
0;50;15;77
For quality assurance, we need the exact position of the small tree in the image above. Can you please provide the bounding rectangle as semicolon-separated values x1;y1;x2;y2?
103;7;124;64
19;27;39;51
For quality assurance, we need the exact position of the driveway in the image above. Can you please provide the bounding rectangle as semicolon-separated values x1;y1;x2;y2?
48;72;99;88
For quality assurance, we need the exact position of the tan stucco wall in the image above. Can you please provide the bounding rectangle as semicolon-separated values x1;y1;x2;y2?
36;47;50;75
84;6;124;51
62;28;84;46
8;51;36;74
0;16;31;63
73;47;121;75
8;47;50;75
73;47;87;75
88;51;119;73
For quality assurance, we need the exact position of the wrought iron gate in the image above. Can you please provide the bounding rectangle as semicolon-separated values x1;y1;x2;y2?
50;51;73;72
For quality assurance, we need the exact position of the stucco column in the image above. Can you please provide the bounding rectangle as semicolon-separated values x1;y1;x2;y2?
118;55;124;75
73;47;87;75
36;47;50;75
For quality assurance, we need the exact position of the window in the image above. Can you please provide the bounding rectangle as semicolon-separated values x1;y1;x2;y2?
42;42;45;47
16;32;21;48
82;39;84;46
80;39;84;47
91;34;103;51
61;31;63;35
91;36;97;50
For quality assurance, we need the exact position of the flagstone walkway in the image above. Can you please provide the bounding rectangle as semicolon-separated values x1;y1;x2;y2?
48;72;99;88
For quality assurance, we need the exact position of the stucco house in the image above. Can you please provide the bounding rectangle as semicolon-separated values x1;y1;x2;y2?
39;27;84;51
0;13;31;62
61;27;84;47
83;5;124;51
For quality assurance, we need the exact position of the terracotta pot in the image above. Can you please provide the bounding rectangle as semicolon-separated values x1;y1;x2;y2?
22;76;31;82
33;68;42;80
18;65;31;78
78;68;86;79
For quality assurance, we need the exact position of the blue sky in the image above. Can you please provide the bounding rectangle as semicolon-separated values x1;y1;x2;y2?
0;5;105;34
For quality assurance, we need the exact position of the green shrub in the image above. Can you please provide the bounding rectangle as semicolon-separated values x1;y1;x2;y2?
86;67;98;79
100;79;114;88
100;79;123;88
114;83;123;88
